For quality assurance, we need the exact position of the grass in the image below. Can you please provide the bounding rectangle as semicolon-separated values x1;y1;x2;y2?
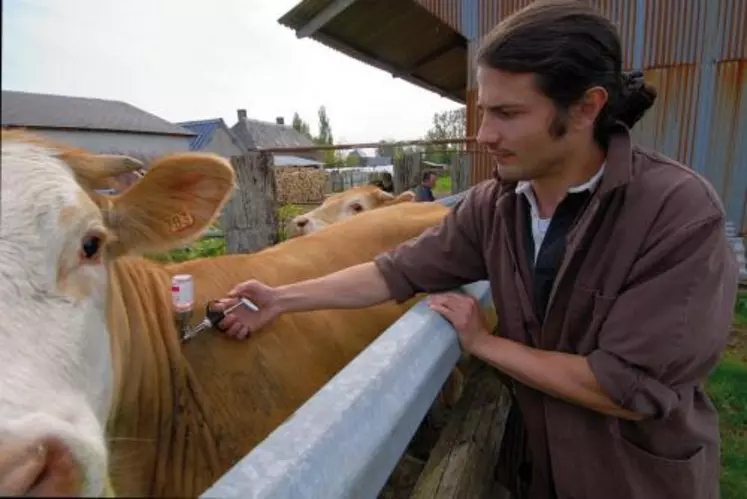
146;203;311;263
707;289;747;498
434;173;452;198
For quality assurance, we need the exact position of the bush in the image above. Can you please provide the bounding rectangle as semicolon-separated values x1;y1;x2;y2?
147;237;225;263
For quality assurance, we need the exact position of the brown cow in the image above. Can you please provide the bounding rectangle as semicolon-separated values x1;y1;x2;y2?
1;130;478;497
289;184;415;237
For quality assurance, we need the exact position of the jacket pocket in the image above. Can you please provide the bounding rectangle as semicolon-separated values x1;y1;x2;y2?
617;432;707;499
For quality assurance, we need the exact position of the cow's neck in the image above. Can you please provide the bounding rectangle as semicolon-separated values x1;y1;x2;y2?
105;256;233;497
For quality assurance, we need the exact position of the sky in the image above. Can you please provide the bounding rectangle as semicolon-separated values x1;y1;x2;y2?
2;0;463;144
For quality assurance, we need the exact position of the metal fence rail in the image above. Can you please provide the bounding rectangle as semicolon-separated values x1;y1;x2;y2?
200;190;485;499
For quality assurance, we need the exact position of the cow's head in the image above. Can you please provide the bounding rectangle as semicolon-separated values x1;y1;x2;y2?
0;130;235;496
288;184;415;237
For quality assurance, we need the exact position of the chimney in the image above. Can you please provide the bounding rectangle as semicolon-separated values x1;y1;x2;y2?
276;116;285;125
237;109;247;121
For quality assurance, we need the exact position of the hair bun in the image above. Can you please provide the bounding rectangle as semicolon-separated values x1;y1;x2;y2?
614;70;657;128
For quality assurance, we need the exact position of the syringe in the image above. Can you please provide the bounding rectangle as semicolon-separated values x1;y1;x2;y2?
180;297;260;343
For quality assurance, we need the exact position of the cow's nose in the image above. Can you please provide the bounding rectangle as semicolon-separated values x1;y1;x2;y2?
2;437;84;497
295;217;309;228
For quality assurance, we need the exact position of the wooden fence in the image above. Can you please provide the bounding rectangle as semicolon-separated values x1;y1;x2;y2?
218;150;474;255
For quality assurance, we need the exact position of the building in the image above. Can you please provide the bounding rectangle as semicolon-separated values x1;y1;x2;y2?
1;89;195;189
278;0;746;233
180;114;325;168
178;117;246;157
230;109;323;163
348;149;393;167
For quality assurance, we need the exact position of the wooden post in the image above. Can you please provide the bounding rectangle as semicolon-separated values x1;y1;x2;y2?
450;153;472;195
409;358;513;499
220;152;278;254
394;152;423;194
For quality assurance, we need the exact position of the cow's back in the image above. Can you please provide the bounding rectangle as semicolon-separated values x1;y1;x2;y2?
173;202;448;452
108;201;450;495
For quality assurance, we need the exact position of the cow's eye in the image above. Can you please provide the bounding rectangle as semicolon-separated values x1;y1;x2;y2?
350;203;363;213
81;233;102;260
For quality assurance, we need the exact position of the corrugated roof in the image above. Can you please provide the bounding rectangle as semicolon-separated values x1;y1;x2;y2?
178;118;223;150
178;117;246;152
1;90;195;136
278;0;468;103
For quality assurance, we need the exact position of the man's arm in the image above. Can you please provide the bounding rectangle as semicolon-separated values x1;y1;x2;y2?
273;262;392;312
374;183;492;303
465;213;737;421
471;335;645;420
271;184;492;314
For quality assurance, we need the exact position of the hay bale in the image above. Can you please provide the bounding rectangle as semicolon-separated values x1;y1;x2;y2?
275;167;329;204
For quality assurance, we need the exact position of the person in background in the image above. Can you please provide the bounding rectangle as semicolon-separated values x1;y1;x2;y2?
412;170;437;202
213;1;738;498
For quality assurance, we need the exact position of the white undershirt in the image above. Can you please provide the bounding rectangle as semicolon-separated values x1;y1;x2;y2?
515;164;606;263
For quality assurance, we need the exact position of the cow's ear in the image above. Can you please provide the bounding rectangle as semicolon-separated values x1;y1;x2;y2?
374;189;414;205
104;153;236;255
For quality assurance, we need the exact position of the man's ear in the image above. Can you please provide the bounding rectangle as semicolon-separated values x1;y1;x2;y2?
104;153;236;256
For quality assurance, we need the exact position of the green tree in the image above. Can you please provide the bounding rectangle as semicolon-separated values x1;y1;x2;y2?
311;105;344;167
291;112;313;140
376;139;407;163
315;105;334;146
424;107;466;164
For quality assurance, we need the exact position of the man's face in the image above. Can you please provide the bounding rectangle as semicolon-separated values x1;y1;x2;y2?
475;66;578;183
425;174;436;188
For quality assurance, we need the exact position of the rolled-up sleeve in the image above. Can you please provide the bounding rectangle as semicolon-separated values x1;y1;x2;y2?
587;214;738;419
374;184;492;303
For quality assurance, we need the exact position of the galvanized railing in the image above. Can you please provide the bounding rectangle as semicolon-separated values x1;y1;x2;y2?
200;190;492;499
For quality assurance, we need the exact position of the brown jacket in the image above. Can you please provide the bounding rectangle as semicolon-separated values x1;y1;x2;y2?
374;124;738;499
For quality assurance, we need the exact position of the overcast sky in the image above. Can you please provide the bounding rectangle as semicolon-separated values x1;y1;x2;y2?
2;0;463;144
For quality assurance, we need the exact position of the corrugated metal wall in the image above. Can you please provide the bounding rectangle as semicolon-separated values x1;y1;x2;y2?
429;0;746;231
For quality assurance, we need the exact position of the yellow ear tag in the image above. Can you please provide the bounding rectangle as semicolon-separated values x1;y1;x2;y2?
167;210;196;234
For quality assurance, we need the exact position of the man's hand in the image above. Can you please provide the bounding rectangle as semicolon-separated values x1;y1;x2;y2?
212;279;281;340
427;292;491;352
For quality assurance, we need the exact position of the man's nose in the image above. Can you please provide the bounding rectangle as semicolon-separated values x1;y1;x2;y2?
476;115;502;145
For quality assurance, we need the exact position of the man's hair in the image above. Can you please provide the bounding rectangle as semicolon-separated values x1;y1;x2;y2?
422;170;436;182
476;0;657;146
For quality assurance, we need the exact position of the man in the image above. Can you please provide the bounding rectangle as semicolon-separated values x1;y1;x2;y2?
412;170;437;202
214;1;738;498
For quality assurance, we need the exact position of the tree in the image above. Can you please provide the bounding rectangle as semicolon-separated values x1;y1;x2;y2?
424;107;466;164
376;139;406;163
311;105;344;167
314;105;334;146
291;112;313;141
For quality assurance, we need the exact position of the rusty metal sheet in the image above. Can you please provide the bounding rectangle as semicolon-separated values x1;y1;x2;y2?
415;0;463;33
714;0;747;61
591;0;640;70
633;60;746;228
632;64;702;167
639;0;707;68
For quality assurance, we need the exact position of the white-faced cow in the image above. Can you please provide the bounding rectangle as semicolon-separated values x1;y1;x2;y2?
0;130;475;497
288;184;415;237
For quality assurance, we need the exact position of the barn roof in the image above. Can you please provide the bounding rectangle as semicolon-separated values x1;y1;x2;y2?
1;90;195;137
277;0;468;103
177;118;246;152
230;116;316;150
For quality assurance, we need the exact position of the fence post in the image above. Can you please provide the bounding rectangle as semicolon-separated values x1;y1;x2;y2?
220;152;278;254
394;152;423;194
450;153;472;195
